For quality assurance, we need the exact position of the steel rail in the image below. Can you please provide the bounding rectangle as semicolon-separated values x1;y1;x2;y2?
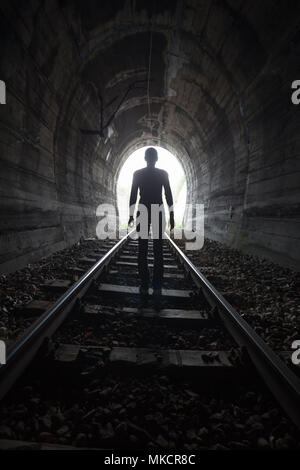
0;230;135;401
165;232;300;430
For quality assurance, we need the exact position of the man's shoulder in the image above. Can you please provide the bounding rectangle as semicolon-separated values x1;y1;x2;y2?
133;167;168;177
157;168;169;178
133;168;143;178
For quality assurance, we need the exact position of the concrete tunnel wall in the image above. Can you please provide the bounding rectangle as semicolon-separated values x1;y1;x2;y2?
0;0;300;273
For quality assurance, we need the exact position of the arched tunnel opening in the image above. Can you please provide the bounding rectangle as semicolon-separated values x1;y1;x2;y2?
0;0;300;453
117;146;187;228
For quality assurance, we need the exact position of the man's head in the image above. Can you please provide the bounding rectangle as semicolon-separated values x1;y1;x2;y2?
145;147;158;167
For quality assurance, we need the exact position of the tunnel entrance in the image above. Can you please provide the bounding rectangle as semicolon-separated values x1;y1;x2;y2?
116;146;187;228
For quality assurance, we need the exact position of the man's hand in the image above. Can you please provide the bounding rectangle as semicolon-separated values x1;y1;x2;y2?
128;216;134;227
169;212;175;231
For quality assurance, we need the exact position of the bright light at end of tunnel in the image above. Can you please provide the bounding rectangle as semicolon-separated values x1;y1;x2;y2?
117;146;187;228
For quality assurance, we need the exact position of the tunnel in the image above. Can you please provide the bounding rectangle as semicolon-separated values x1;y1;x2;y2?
1;0;300;273
1;0;300;453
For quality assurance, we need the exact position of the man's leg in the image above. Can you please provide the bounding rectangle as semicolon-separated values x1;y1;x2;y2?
152;210;164;291
137;210;150;292
138;236;149;290
153;237;163;289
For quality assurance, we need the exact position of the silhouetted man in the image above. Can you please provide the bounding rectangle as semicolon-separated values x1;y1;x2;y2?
128;148;174;300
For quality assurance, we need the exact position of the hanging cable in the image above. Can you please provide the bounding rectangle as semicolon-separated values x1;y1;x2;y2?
146;0;156;135
147;29;153;126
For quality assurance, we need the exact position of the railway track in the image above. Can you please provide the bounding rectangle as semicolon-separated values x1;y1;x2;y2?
0;231;299;450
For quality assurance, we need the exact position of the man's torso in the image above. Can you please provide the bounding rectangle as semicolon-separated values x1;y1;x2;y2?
135;167;167;206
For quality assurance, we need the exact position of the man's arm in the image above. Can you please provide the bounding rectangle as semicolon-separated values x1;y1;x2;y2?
128;172;138;225
163;172;174;229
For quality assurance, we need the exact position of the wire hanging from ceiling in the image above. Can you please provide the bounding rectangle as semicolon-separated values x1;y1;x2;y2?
147;29;153;125
146;0;155;135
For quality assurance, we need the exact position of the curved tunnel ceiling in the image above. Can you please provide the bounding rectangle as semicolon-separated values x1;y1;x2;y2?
52;0;299;201
55;0;263;185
